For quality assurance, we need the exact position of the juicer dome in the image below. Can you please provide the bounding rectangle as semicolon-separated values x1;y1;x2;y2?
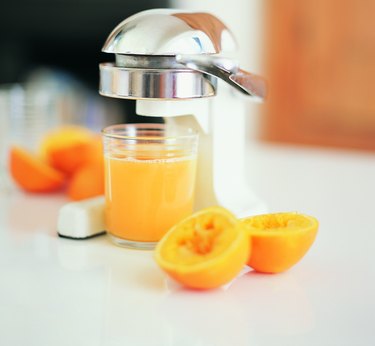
102;9;237;56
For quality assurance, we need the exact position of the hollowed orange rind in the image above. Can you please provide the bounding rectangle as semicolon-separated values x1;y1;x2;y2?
155;207;250;290
241;212;319;273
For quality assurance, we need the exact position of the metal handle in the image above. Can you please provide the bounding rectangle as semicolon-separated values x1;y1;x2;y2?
176;54;267;101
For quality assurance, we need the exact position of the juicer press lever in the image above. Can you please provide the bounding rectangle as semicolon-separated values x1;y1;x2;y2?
175;54;267;101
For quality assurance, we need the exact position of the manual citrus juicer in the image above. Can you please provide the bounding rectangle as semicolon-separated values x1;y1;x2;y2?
99;9;267;217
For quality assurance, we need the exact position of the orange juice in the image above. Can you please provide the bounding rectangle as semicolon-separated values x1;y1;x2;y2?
105;155;197;243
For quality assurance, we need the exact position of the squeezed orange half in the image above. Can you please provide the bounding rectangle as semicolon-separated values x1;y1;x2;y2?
155;206;250;289
241;212;319;273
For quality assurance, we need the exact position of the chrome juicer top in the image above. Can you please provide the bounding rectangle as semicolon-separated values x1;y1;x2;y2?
99;9;266;101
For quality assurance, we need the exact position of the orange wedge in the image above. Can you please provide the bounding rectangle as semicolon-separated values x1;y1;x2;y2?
39;126;95;175
9;146;65;193
67;162;104;201
80;135;103;165
241;212;319;273
155;207;250;289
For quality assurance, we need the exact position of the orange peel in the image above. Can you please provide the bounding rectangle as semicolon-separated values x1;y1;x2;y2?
241;212;319;273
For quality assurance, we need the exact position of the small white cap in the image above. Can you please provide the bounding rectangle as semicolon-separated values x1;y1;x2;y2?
57;196;106;239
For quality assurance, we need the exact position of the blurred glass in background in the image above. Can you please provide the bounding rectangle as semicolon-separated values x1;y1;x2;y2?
0;69;124;155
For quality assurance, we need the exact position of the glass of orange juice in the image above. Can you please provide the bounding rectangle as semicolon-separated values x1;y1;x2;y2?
102;123;198;250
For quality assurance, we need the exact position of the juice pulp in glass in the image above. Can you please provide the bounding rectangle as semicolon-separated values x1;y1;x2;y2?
105;154;197;242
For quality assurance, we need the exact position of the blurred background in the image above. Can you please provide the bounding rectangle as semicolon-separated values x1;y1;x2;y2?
1;0;374;150
0;0;169;173
262;0;375;151
0;0;169;132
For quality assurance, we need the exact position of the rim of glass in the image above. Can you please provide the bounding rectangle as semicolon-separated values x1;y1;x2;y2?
102;123;198;141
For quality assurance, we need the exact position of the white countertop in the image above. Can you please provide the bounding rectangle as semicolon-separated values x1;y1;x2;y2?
1;142;375;346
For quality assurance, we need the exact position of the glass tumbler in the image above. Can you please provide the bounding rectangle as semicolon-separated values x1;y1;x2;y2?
0;84;58;191
102;123;198;250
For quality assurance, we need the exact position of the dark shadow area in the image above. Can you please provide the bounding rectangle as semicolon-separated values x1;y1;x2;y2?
0;0;168;123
